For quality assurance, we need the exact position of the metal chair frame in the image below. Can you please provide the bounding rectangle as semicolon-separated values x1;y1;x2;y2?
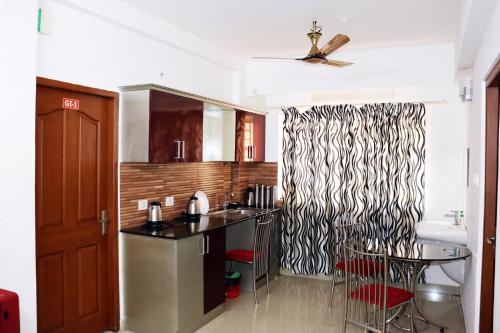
227;211;273;304
329;222;365;309
342;243;415;333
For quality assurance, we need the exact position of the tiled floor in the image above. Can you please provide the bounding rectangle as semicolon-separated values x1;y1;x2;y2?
195;275;465;333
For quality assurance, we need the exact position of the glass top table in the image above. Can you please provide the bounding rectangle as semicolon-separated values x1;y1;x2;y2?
370;239;471;332
384;240;471;262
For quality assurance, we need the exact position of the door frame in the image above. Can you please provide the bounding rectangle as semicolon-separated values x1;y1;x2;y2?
36;77;120;331
480;59;500;333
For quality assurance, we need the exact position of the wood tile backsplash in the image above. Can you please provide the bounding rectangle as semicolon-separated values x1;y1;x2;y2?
120;162;278;228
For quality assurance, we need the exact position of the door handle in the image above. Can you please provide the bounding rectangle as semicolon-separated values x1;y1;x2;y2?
205;235;210;254
100;209;109;235
487;236;496;246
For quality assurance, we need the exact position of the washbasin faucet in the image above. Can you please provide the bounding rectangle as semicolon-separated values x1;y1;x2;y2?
445;210;460;225
223;192;234;211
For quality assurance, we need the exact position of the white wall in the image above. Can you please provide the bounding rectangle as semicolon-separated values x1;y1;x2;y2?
4;1;245;332
0;0;38;332
246;43;468;286
245;42;456;98
37;0;242;101
462;1;500;332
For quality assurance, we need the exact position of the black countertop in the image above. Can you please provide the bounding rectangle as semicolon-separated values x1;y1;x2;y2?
121;207;282;240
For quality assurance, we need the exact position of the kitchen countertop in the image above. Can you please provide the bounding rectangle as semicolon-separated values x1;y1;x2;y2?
120;207;282;240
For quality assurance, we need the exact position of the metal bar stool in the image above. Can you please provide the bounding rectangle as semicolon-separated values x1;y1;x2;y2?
225;211;273;304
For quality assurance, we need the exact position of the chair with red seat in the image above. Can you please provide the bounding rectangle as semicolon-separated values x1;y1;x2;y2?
225;211;273;304
329;222;385;309
342;243;415;333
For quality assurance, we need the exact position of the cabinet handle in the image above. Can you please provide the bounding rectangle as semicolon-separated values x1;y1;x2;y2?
199;236;205;255
247;145;250;159
253;145;256;159
180;140;185;160
174;140;182;159
205;235;210;254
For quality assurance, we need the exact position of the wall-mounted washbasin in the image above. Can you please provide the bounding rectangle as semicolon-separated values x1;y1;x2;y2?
416;220;468;284
416;220;467;245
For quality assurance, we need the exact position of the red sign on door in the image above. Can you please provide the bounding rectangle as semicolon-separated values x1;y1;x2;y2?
62;98;80;110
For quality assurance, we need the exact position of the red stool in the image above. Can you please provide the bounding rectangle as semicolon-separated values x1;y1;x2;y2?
0;289;20;333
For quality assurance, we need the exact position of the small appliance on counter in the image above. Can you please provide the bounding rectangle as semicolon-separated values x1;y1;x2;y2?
146;201;166;229
186;195;201;222
254;184;279;208
245;187;255;207
255;184;261;208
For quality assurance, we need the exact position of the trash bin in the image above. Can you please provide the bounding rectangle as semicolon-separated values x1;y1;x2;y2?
224;271;241;299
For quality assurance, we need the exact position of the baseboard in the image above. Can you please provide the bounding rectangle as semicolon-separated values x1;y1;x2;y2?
416;283;460;296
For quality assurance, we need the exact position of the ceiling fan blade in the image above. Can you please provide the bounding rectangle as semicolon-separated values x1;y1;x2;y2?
319;34;350;57
251;56;299;60
322;59;353;67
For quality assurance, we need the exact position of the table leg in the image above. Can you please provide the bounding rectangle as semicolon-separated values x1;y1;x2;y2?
411;262;446;332
390;261;446;332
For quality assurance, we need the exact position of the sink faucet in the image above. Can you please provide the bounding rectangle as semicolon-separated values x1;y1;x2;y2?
445;210;460;225
223;192;234;211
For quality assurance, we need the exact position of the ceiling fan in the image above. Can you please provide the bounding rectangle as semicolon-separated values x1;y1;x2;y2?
253;21;353;67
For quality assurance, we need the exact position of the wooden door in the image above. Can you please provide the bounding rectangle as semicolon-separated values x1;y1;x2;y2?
203;228;226;314
36;78;119;333
480;62;500;333
235;111;266;162
149;90;203;163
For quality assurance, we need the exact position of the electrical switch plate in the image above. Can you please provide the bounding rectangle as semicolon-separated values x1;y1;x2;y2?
165;196;174;207
37;8;50;35
138;199;148;211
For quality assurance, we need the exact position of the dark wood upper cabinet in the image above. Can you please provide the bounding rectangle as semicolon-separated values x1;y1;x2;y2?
203;228;226;314
121;84;264;163
149;90;203;163
235;111;266;162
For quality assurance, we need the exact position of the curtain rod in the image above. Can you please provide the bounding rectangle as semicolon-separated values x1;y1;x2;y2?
272;100;447;109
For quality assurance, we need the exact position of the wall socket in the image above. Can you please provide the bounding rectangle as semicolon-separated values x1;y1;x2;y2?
137;199;148;211
165;196;174;207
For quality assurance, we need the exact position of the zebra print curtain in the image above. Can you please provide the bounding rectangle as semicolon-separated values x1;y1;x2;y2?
281;103;425;275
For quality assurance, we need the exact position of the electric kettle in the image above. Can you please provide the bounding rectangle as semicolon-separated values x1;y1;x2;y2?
148;201;163;222
186;196;201;222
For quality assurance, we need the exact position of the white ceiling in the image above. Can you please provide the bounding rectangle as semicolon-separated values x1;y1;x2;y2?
120;0;463;59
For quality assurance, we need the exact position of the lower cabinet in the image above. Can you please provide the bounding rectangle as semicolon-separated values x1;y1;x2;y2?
203;228;226;314
122;233;224;333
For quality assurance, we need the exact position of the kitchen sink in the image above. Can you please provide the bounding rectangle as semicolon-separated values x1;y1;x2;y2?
207;207;263;218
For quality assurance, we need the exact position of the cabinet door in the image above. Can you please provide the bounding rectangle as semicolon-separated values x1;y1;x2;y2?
149;90;203;163
235;111;266;162
203;228;226;314
203;103;236;161
177;235;205;332
253;113;265;162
